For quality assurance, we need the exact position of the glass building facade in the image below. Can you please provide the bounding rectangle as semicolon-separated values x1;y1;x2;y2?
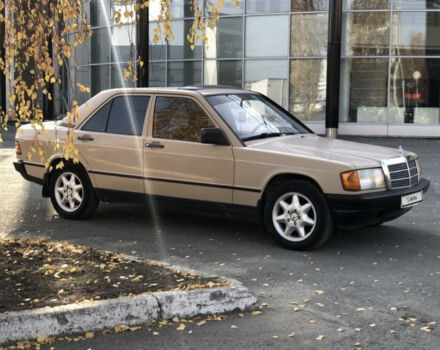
65;0;440;137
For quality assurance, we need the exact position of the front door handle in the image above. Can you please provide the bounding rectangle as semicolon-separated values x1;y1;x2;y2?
77;135;94;142
145;142;165;149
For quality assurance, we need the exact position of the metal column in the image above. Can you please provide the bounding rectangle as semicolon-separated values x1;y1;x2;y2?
136;0;149;87
325;0;343;138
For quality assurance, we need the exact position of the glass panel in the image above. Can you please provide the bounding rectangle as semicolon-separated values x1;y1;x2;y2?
339;58;388;123
245;60;289;108
170;0;194;18
90;0;110;27
291;0;329;11
392;12;440;56
91;28;111;63
82;101;112;132
208;0;243;15
393;0;440;9
289;59;327;121
111;2;135;24
168;20;202;59
343;0;390;10
168;61;202;87
205;17;243;59
246;0;290;13
153;97;214;143
246;16;289;57
342;12;390;56
204;60;243;88
111;25;136;63
111;64;135;88
206;94;310;141
74;67;91;105
91;65;110;96
148;0;162;21
107;96;150;136
291;14;328;57
149;23;166;60
149;62;166;87
72;35;91;66
389;58;440;124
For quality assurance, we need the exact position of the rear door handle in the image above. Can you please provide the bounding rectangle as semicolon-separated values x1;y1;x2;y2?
77;135;94;142
145;142;165;149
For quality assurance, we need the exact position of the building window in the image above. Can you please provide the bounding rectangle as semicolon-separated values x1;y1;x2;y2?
168;61;202;87
389;58;440;124
245;15;289;57
289;59;327;121
204;17;243;59
291;13;328;57
343;0;390;10
291;0;329;12
205;60;243;88
339;58;389;123
246;0;290;13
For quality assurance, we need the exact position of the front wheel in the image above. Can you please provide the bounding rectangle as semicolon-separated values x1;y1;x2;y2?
49;164;99;219
264;180;334;250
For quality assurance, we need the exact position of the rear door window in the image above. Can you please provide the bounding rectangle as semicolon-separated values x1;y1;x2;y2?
106;96;150;136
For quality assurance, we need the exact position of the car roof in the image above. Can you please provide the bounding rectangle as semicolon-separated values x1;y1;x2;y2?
99;86;256;97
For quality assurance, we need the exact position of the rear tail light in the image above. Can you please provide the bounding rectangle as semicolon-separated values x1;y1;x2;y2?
15;141;22;155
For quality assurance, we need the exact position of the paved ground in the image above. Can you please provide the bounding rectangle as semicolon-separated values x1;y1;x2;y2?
1;128;439;349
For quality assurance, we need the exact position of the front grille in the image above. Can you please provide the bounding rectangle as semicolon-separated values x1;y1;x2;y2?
386;158;419;189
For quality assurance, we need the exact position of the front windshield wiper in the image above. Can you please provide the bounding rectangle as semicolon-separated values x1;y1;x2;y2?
242;133;283;142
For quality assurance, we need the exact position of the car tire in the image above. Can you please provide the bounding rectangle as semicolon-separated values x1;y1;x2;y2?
264;180;334;250
49;164;99;220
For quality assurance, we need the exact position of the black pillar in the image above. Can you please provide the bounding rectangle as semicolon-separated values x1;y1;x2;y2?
136;0;149;87
0;4;6;121
325;0;342;138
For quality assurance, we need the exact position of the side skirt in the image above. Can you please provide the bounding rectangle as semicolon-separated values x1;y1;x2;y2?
94;188;259;221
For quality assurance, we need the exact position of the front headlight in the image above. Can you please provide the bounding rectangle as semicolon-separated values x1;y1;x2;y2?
341;168;386;191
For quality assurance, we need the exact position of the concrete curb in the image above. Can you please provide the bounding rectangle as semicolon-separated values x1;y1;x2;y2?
0;259;257;345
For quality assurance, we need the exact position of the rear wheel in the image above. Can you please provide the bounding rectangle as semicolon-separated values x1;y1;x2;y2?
264;180;334;250
49;164;99;219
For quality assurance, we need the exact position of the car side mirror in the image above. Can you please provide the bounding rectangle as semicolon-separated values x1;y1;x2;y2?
201;128;230;146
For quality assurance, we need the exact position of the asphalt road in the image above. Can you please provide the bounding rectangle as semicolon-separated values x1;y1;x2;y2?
1;131;439;349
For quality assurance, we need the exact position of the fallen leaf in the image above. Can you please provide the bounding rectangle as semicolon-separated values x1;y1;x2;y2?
252;310;262;316
288;332;295;337
315;290;324;295
176;323;186;331
231;325;238;329
316;335;325;341
85;332;94;339
420;326;432;333
337;328;344;333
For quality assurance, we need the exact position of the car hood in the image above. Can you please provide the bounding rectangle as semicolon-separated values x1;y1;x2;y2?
245;134;416;168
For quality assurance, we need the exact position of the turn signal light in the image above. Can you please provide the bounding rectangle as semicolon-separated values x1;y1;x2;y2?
341;170;361;191
15;141;22;155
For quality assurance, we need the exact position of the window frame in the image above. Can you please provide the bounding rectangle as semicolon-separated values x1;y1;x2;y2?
149;94;221;144
79;93;152;137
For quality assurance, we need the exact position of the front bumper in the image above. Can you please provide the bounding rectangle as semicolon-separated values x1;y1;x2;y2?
13;160;44;185
327;178;430;229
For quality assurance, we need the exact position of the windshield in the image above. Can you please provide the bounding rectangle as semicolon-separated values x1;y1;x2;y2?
206;94;311;142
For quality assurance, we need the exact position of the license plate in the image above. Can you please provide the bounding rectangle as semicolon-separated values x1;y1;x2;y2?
401;191;423;208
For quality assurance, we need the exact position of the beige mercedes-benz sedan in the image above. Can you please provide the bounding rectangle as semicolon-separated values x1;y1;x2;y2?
14;87;430;250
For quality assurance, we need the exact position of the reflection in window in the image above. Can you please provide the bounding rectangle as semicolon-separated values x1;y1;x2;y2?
393;0;440;9
205;17;243;59
393;12;440;56
91;28;111;63
291;14;328;57
74;67;91;105
208;0;243;15
91;65;110;96
291;0;329;11
289;59;327;121
342;12;390;56
153;97;214;143
149;62;166;87
246;16;289;57
245;60;289;108
204;60;243;88
343;0;390;10
246;0;290;13
390;58;440;124
90;0;110;27
168;20;202;60
339;58;388;123
168;61;202;87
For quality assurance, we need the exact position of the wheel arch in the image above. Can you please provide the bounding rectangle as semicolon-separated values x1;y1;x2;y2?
42;157;92;197
258;173;325;214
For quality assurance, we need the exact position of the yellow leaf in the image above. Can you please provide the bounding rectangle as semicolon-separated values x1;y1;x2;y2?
251;310;262;316
85;332;94;339
176;323;186;331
